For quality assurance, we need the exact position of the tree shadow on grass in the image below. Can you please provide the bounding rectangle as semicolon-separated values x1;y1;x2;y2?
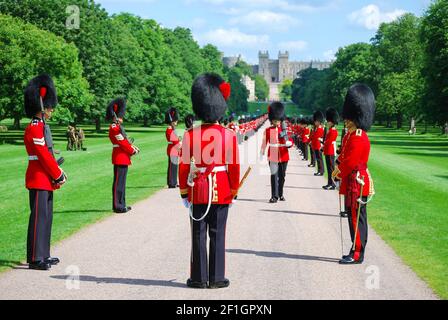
396;152;448;158
54;210;111;214
50;275;186;288
226;249;339;264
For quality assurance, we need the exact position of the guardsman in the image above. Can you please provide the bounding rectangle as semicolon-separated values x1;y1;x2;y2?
261;102;293;203
312;111;325;176
107;98;140;214
323;108;339;190
308;121;316;168
179;73;240;289
185;114;195;131
301;119;311;161
166;107;181;189
333;84;376;265
24;75;67;270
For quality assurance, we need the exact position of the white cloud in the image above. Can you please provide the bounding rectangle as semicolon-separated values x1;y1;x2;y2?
323;49;336;61
197;28;270;48
229;10;300;32
349;4;407;30
278;40;308;52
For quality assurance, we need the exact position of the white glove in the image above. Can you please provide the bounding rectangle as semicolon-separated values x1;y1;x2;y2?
229;199;237;209
285;141;293;148
132;146;140;155
182;198;191;209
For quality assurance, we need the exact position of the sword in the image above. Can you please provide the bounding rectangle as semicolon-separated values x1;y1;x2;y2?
352;174;365;252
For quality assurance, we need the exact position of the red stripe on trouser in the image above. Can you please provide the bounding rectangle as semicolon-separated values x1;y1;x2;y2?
168;159;171;184
32;192;39;262
351;205;362;261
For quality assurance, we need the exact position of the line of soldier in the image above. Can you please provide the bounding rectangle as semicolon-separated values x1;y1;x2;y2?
22;72;374;286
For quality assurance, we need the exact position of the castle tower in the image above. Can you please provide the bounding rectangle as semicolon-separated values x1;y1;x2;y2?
259;51;270;84
278;51;289;82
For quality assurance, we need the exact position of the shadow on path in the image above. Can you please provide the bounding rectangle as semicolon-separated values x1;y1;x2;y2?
51;275;186;288
260;209;338;219
227;249;339;264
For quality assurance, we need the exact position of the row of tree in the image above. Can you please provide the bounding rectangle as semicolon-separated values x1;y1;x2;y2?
291;0;448;129
0;0;251;129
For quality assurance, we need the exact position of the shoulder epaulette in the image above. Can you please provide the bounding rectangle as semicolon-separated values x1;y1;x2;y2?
356;129;363;137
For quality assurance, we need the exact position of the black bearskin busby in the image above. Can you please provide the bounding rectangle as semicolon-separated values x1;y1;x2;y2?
165;107;179;125
106;98;126;121
342;84;376;131
184;114;195;130
313;110;324;124
268;102;285;122
326;108;339;125
191;73;230;123
24;74;58;118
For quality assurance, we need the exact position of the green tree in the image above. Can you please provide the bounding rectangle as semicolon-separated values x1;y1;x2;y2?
280;79;293;102
254;75;269;101
227;69;249;114
421;0;448;127
0;14;92;128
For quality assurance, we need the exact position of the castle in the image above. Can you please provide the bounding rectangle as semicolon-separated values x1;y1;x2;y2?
222;51;332;101
253;51;332;84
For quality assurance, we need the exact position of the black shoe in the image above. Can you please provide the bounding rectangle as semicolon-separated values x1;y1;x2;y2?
208;279;230;289
339;256;363;265
44;257;60;266
168;186;177;189
340;211;349;218
29;261;51;271
322;185;330;189
314;173;324;176
279;196;286;201
186;279;207;289
323;185;336;190
127;206;132;212
269;198;278;203
114;208;129;214
308;164;315;168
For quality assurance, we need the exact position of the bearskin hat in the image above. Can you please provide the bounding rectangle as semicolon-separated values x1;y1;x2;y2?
342;84;376;131
165;107;179;124
106;98;126;121
184;114;195;130
326;108;339;125
268;102;285;121
191;73;230;123
313;110;324;123
24;75;58;118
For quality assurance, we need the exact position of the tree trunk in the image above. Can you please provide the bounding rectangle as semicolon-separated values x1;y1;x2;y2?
13;115;20;130
143;116;149;127
95;117;101;132
386;116;392;128
396;113;403;129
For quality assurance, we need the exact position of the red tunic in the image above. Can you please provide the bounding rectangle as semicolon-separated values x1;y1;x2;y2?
302;127;311;144
337;129;374;197
109;123;136;166
323;127;338;156
166;126;181;157
311;125;324;151
179;124;240;205
24;119;63;191
261;126;292;163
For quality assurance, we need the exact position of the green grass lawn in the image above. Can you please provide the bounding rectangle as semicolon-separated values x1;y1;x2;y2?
0;120;173;272
367;127;448;299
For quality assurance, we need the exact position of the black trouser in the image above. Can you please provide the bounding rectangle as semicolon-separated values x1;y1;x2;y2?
167;156;178;188
314;150;324;174
325;155;336;186
27;190;53;263
302;143;308;160
347;197;368;261
269;162;288;199
190;204;229;283
113;165;128;211
310;145;315;165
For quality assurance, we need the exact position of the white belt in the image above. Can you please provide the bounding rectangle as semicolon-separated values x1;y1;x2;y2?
198;166;227;173
270;144;288;147
113;145;119;148
29;156;38;161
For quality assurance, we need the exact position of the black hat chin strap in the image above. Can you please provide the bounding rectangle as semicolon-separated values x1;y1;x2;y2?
39;96;46;125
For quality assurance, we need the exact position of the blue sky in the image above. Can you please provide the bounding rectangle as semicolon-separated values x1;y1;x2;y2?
96;0;432;64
